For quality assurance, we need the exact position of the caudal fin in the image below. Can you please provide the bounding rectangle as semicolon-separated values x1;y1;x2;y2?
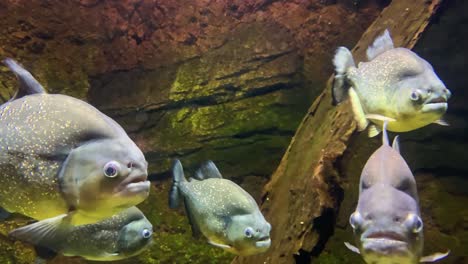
332;47;355;104
3;58;46;101
169;159;187;209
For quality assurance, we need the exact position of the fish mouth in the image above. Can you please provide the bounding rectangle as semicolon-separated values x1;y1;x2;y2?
365;231;406;242
255;237;271;248
115;173;150;196
421;101;447;113
361;232;409;254
427;97;447;104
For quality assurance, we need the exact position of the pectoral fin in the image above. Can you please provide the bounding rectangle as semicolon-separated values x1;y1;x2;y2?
365;114;397;123
433;119;449;126
348;87;368;131
208;240;232;250
368;124;382;138
344;242;361;254
420;251;450;262
0;207;11;221
9;214;69;248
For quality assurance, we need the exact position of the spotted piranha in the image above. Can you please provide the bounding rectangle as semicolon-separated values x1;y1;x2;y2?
10;206;153;261
345;122;449;263
0;59;150;244
169;159;271;256
333;29;451;137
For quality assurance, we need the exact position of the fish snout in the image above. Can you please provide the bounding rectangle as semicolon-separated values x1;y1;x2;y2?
114;168;150;197
443;88;452;100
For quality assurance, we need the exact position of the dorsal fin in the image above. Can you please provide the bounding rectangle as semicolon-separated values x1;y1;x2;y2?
392;135;400;153
3;58;46;101
382;121;389;146
195;161;223;180
366;29;394;60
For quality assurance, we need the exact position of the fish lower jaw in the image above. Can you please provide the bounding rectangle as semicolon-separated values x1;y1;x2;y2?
363;238;407;246
255;238;271;248
421;102;447;112
362;238;410;256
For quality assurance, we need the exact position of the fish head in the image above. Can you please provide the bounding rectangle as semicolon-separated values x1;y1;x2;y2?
60;137;150;217
349;185;423;263
387;48;450;124
223;213;272;256
116;215;153;257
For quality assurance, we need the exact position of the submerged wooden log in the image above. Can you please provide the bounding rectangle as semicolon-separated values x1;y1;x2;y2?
232;0;444;263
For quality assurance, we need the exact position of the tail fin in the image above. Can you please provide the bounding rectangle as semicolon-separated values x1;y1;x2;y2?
169;159;187;209
332;47;355;104
3;58;46;101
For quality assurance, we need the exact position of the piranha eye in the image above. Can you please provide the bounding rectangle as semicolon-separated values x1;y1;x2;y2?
349;211;364;229
244;227;254;238
103;161;120;178
141;228;152;238
405;214;423;233
410;90;420;101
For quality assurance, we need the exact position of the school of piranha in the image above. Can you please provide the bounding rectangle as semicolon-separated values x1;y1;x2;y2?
0;30;453;263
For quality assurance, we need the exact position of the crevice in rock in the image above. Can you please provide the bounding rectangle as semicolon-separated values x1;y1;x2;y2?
106;79;298;119
295;208;337;263
232;128;295;139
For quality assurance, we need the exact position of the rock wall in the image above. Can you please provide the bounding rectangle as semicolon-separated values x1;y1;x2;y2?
0;1;383;263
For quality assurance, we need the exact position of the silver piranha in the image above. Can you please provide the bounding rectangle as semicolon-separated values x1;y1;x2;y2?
0;59;150;245
345;122;449;263
169;160;271;256
333;29;451;137
10;207;153;261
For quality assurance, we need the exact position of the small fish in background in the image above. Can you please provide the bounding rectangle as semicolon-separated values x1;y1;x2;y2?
0;59;150;245
10;207;153;261
169;159;271;256
332;29;451;137
344;122;449;263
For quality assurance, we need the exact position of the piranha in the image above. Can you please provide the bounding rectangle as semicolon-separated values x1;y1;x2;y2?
345;122;449;263
0;59;150;244
10;207;153;261
169;159;271;256
332;29;451;137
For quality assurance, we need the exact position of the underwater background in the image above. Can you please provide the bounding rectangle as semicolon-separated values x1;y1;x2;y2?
0;0;466;263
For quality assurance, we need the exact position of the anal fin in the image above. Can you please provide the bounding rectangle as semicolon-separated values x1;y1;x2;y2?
184;198;202;238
